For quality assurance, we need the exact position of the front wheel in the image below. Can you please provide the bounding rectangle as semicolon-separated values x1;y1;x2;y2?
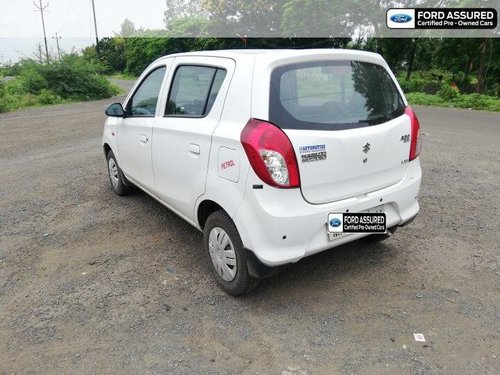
203;211;259;296
106;151;132;196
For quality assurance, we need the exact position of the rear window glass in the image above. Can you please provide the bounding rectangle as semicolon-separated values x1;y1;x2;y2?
165;65;226;117
270;61;405;130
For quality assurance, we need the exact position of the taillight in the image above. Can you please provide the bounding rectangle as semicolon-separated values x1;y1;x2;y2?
405;106;422;161
241;119;300;188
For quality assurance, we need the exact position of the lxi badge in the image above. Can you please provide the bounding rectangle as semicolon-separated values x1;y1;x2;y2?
328;213;387;233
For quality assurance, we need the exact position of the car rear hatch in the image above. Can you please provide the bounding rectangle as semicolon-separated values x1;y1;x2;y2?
269;60;411;204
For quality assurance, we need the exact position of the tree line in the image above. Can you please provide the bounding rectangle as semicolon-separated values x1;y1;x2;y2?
84;30;499;96
82;0;499;96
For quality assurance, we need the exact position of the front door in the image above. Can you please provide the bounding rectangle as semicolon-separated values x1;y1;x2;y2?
117;65;167;193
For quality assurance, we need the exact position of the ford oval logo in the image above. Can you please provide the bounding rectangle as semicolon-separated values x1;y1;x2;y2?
330;218;342;227
390;14;412;23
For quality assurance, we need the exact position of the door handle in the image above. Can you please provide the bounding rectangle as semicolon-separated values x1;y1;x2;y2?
188;143;200;155
139;134;149;144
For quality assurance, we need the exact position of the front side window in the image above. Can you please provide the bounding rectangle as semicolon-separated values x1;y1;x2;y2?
128;66;166;117
270;61;405;130
165;66;226;117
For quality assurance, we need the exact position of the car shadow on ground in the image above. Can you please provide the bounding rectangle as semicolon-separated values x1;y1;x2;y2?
249;239;399;301
120;187;399;300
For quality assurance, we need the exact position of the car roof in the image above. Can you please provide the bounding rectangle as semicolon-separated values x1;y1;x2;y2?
156;48;384;64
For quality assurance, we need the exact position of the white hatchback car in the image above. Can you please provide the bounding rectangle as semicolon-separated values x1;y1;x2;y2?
102;49;422;295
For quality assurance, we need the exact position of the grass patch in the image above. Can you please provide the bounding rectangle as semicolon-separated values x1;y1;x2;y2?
406;92;500;112
0;80;121;113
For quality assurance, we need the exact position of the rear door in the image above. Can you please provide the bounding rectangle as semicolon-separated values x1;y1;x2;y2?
152;57;234;220
269;60;411;204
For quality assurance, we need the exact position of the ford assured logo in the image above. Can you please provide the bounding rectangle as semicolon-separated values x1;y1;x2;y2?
330;218;342;228
390;14;412;23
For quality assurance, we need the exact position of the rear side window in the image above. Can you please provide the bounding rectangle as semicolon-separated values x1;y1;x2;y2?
165;66;227;117
270;61;405;130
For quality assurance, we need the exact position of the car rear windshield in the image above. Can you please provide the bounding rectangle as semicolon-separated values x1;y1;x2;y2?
269;60;405;130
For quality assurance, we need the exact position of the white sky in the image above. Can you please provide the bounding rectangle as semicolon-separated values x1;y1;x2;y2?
0;0;167;62
0;0;166;38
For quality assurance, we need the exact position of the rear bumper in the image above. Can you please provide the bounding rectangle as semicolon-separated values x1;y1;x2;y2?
233;159;422;267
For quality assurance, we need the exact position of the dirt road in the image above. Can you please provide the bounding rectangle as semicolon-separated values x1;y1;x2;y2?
1;85;499;374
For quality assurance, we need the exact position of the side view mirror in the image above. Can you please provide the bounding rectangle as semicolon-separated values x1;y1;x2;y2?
105;103;125;117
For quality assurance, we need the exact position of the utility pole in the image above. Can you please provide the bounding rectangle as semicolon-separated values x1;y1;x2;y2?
52;33;62;59
34;0;50;63
91;0;100;58
36;43;43;63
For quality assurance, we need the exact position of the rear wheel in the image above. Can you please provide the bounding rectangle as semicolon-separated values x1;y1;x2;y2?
106;151;132;196
203;211;259;296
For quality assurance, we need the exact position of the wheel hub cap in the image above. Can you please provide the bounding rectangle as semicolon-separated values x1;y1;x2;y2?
208;227;237;282
108;158;119;189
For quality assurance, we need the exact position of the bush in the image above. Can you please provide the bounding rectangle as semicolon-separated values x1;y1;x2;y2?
437;84;459;100
406;92;500;111
18;63;48;95
38;89;64;105
15;55;118;101
453;94;500;111
5;79;25;95
399;78;428;93
422;81;442;95
400;78;444;95
406;92;446;106
0;81;7;113
0;55;119;112
457;81;475;94
37;55;118;100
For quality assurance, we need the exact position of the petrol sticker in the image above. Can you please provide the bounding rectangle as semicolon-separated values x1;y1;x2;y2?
299;144;327;163
218;147;240;183
220;160;235;170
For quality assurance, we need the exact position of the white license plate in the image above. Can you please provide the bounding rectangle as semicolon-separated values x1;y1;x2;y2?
328;232;349;241
364;204;385;214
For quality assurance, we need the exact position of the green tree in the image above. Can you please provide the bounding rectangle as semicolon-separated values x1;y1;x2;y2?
203;0;286;36
165;0;206;26
166;17;210;37
83;38;127;74
120;19;137;37
281;0;366;37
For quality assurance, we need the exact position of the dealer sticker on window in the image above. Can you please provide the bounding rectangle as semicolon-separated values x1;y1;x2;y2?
328;212;386;233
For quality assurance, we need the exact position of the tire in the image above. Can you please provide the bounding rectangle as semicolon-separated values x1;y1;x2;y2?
363;227;397;243
203;211;259;296
106;150;132;196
